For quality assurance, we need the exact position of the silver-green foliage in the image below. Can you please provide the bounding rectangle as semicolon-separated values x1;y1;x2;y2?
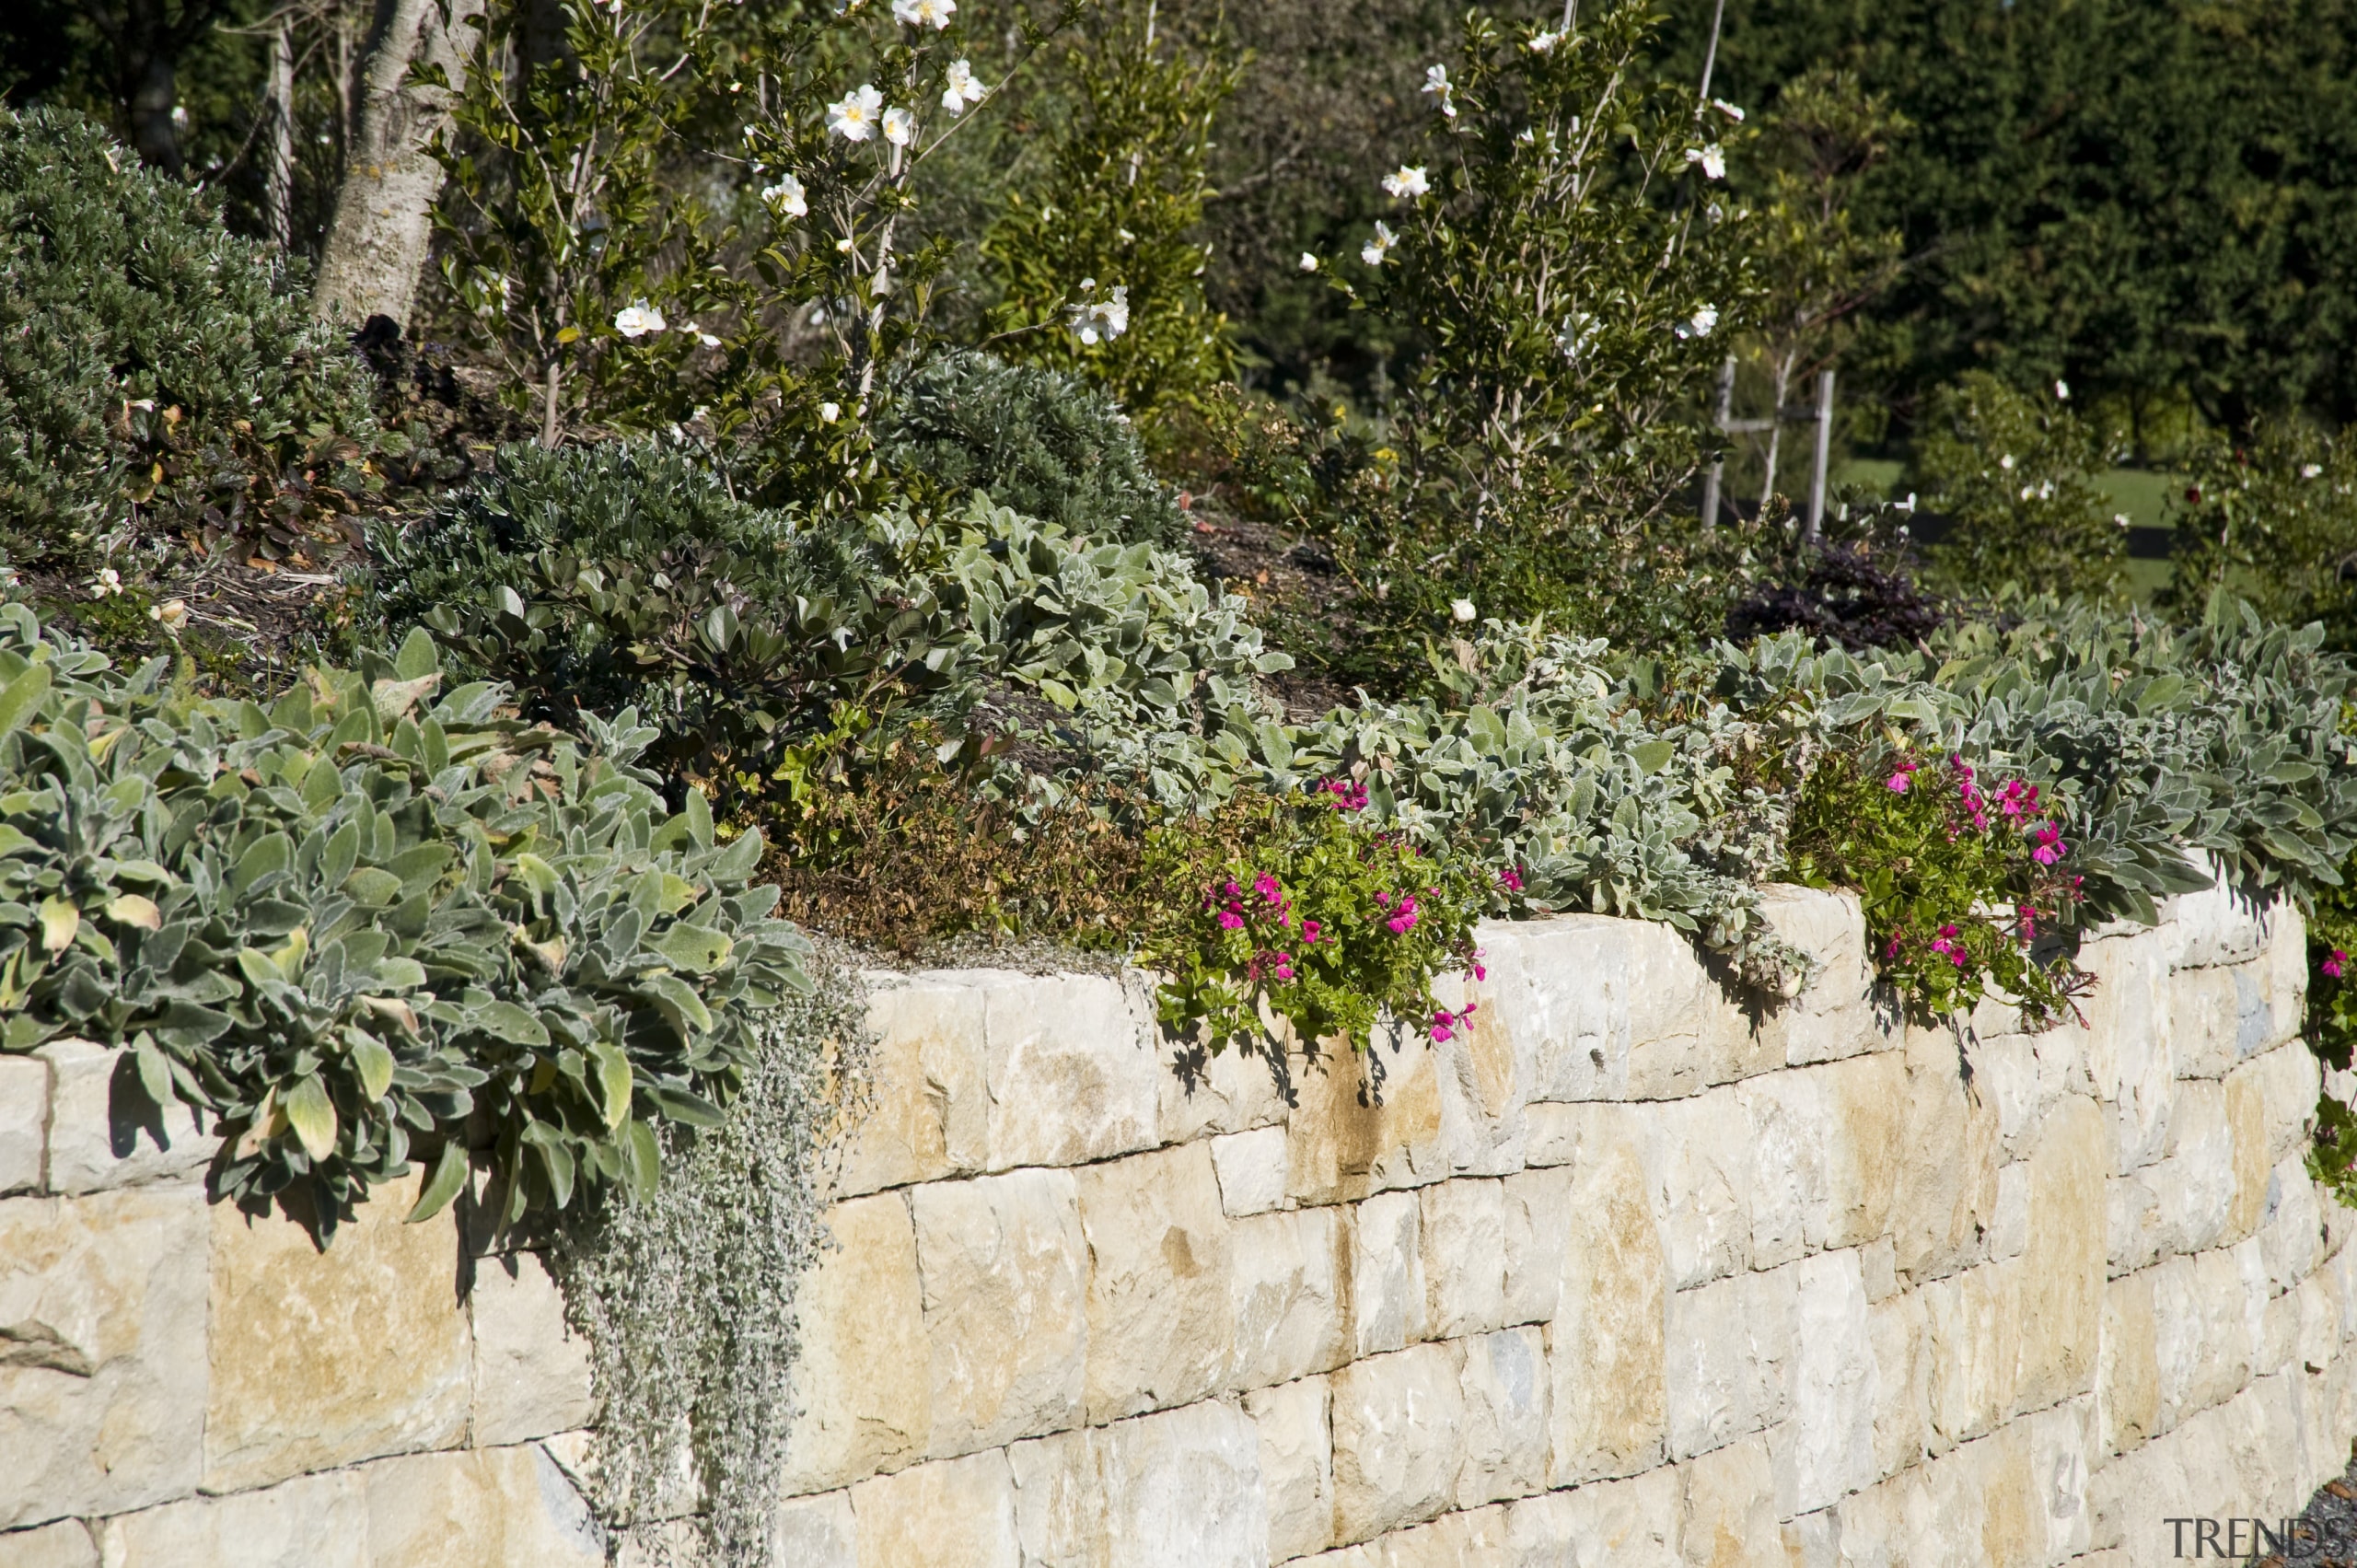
552;951;872;1568
0;604;814;1237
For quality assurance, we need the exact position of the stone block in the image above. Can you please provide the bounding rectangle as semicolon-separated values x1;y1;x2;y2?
2170;966;2244;1081
1504;1467;1682;1566
1329;1342;1463;1544
362;1443;605;1568
1988;1163;2028;1262
1348;1190;1427;1359
2224;1066;2271;1245
2014;1096;2107;1414
1419;1179;1506;1341
1244;1376;1333;1563
1622;925;1766;1100
2150;1249;2251;1434
1651;1090;1751;1289
2098;1272;2159;1458
1867;1289;1929;1481
911;1168;1086;1457
469;1249;593;1448
1546;1109;1666;1485
2165;854;2266;969
2078;934;2177;1175
849;1449;1018;1568
1159;1032;1291;1147
34;1040;215;1196
1756;884;1885;1068
1479;915;1636;1105
1773;1249;1875;1515
1285;1038;1446;1207
1975;1033;2042;1159
772;1490;858;1568
981;972;1162;1174
832;976;988;1199
1006;1426;1097;1568
1077;1142;1234;1423
1455;1326;1548;1509
1889;1021;2000;1286
2258;1151;2323;1294
94;1468;366;1568
204;1169;472;1493
2244;1040;2322;1166
0;1520;95;1568
1738;1071;1826;1272
0;1185;208;1528
1210;1126;1290;1217
0;1057;45;1197
1228;1206;1347;1391
1820;1052;1906;1253
1498;1167;1571;1328
1521;1102;1581;1168
2259;902;2309;1050
1922;1260;2022;1450
1664;1264;1797;1462
1678;1432;1780;1568
1429;966;1528;1175
1095;1400;1269;1568
2022;1400;2096;1565
780;1192;929;1494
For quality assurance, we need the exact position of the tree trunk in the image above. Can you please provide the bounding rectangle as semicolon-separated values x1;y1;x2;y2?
313;0;486;331
262;20;296;248
128;46;182;172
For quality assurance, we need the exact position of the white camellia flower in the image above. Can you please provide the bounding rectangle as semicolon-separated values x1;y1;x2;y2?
1527;29;1560;52
1685;145;1725;180
828;84;884;141
1422;64;1455;117
1712;97;1745;121
614;300;668;337
2304;463;2326;479
1450;598;1478;622
892;0;954;26
1299;252;1319;272
1067;285;1131;344
1999;453;2015;470
1362;221;1397;266
1554;310;1596;361
1381;165;1430;199
90;567;122;599
882;106;916;145
761;174;807;216
942;59;985;112
819;401;842;422
682;321;722;348
1674;304;1717;339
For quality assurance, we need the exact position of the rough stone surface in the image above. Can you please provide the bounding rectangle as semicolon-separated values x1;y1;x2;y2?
3;893;2343;1566
780;1191;930;1494
849;1449;1018;1568
35;1040;216;1196
203;1171;472;1494
469;1250;594;1448
911;1168;1087;1456
1077;1142;1234;1423
0;1057;45;1198
0;1185;208;1528
1243;1377;1332;1562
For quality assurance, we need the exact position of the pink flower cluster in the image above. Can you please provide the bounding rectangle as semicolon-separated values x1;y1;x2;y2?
1318;777;1369;812
2328;949;2351;981
1948;757;2069;863
1927;923;1968;969
1431;1001;1480;1043
1376;889;1420;935
1886;759;1920;793
1498;865;1525;893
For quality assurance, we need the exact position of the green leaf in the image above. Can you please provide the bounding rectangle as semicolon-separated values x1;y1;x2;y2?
473;1000;551;1047
652;923;733;973
0;662;52;741
351;1032;395;1103
393;627;441;681
132;1040;172;1108
590;1041;633;1130
283;1074;337;1162
343;866;403;906
1631;740;1675;776
407;1140;470;1224
640;972;714;1040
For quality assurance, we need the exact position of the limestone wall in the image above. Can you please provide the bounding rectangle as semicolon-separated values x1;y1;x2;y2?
0;877;2348;1566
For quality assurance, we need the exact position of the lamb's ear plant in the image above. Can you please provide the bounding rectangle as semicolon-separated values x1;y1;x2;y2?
0;604;812;1242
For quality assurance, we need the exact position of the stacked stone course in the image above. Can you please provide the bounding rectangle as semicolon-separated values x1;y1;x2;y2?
0;865;2349;1565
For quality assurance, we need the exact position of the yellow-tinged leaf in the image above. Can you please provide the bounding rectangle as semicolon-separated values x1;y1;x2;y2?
268;926;308;980
359;994;420;1034
591;1042;633;1130
106;894;161;931
351;1033;395;1102
284;1074;337;1161
556;325;582;344
38;897;78;954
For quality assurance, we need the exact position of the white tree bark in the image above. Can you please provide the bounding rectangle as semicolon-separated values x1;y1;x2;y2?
262;20;296;250
312;0;485;330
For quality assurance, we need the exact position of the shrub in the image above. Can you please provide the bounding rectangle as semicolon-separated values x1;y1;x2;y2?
0;108;377;571
0;603;813;1238
877;353;1184;546
1784;749;2089;1025
2165;420;2357;653
1910;372;2125;598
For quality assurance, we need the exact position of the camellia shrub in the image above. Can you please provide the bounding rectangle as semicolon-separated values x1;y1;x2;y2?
0;602;813;1239
0;108;378;574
